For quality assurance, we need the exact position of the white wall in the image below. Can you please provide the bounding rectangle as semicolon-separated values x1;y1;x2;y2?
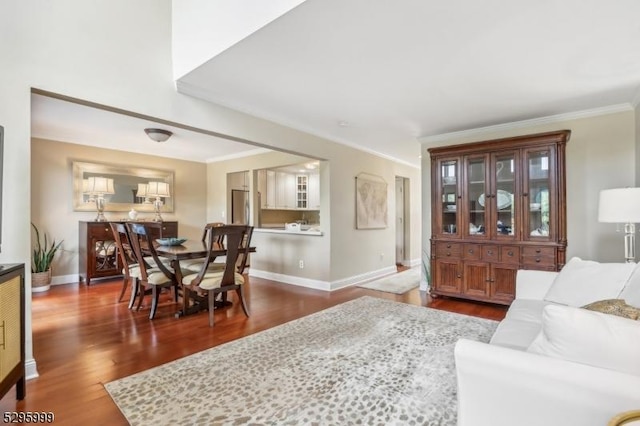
1;0;421;376
420;108;636;265
31;138;207;279
172;0;306;79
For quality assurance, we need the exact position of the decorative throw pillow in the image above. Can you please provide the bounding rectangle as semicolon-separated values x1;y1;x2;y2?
527;304;640;376
582;299;640;320
543;257;636;307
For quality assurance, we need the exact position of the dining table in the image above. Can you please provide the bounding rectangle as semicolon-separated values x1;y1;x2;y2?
154;239;256;318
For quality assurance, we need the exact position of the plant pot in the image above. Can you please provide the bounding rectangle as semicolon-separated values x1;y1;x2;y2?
32;269;52;293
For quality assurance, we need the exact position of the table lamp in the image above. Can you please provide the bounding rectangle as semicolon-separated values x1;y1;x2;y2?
146;181;170;222
86;176;115;221
598;187;640;262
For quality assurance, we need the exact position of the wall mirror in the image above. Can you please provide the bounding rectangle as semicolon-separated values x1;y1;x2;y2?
72;161;174;212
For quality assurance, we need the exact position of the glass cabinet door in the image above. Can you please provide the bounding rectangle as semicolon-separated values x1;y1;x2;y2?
492;152;517;239
525;148;552;240
465;156;487;238
440;159;459;236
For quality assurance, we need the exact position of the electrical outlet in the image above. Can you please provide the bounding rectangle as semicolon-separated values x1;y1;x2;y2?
380;253;384;261
221;211;225;218
299;260;304;269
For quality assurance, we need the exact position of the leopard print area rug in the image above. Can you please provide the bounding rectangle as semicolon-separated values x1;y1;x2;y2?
105;296;497;425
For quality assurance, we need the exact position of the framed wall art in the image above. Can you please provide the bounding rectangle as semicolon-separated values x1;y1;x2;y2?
355;173;388;229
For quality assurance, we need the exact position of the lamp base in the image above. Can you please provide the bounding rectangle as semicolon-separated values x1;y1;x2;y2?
94;196;107;222
624;222;636;263
152;198;163;222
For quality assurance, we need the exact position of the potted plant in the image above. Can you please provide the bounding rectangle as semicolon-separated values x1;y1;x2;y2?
31;223;63;292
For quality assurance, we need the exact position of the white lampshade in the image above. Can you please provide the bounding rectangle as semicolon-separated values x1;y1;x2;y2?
82;178;91;194
86;177;115;195
147;181;170;198
136;183;148;197
598;188;640;223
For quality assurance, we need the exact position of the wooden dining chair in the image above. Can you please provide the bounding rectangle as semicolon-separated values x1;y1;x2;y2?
109;222;139;306
181;224;253;327
181;222;226;273
126;222;179;320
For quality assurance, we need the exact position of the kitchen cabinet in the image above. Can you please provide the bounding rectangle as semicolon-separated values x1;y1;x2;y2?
0;264;25;401
429;130;569;305
296;174;308;209
259;170;320;210
308;173;320;209
276;172;296;209
228;171;249;191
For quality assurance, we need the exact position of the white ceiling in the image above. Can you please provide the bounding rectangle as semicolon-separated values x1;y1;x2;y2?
30;94;271;163
177;0;640;167
32;1;640;168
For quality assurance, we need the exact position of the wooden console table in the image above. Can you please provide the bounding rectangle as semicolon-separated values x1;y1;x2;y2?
79;221;178;285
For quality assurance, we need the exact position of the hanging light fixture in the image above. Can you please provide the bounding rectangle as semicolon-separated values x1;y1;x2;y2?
144;128;173;143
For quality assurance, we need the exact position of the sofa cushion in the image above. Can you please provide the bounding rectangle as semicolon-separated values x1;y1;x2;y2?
527;304;640;376
543;257;635;307
505;299;555;324
582;299;640;320
620;263;640;308
489;318;542;351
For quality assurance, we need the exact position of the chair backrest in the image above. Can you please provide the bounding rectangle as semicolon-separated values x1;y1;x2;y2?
236;225;254;274
193;224;253;287
109;222;137;275
126;222;174;281
201;222;225;243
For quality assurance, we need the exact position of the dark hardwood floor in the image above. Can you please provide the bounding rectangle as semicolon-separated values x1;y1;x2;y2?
0;272;506;424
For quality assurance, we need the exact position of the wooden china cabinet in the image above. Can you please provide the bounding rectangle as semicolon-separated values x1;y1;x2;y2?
429;130;570;305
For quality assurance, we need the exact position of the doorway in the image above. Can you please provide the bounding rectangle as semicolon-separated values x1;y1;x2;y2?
395;176;410;266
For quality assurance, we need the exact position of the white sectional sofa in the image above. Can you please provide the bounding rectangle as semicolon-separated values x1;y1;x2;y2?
455;257;640;426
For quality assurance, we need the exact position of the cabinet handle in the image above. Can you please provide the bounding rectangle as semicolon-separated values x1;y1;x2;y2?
507;250;514;256
446;252;451;257
523;192;529;197
535;249;541;253
104;228;109;232
487;250;493;255
468;249;474;254
446;244;451;248
535;258;541;263
457;274;461;278
0;320;5;349
485;278;491;282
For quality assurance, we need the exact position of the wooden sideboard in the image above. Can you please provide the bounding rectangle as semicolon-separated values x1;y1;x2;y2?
0;264;25;401
79;221;178;285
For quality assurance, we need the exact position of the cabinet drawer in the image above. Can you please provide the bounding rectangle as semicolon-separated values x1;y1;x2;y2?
500;246;520;264
521;256;556;269
435;242;462;258
156;222;177;238
481;245;499;261
522;246;555;257
522;246;556;269
88;224;114;239
463;244;481;260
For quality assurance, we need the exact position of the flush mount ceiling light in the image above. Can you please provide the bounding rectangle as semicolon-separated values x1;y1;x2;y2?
144;128;173;143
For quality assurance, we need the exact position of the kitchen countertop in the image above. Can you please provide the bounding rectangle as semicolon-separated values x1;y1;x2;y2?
255;225;323;236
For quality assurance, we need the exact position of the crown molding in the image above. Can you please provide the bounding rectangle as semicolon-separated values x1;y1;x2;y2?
205;147;272;163
419;103;634;145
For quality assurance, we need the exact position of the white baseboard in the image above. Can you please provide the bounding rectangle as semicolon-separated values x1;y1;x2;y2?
249;265;397;292
51;274;79;286
25;358;39;380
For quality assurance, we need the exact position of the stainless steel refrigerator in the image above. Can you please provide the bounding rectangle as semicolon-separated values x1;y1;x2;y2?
231;189;250;225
